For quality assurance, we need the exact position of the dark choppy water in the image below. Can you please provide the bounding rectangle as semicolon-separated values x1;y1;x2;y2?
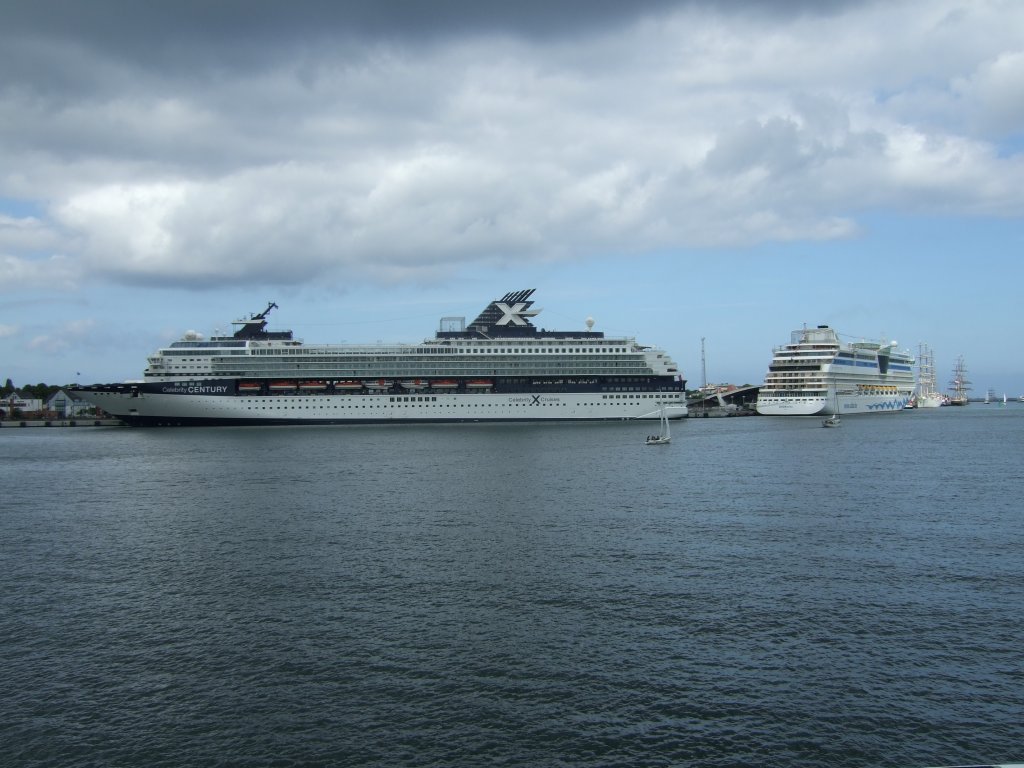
2;407;1022;767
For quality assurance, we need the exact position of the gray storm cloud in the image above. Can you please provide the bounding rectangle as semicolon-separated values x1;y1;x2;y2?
1;0;1022;290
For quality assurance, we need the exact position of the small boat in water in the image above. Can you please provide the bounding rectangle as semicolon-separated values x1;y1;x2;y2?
822;389;841;427
646;405;671;445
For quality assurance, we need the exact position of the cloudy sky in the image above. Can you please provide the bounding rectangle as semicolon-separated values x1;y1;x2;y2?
2;0;1022;394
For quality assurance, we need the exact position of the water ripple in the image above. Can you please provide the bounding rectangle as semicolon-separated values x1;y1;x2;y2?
2;412;1023;766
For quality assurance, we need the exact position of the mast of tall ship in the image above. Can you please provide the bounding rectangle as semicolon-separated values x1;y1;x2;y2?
948;355;971;405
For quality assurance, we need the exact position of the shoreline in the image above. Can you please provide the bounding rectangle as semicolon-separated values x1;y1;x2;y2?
0;419;124;428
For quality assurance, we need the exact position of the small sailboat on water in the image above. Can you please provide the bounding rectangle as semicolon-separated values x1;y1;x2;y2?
646;405;671;445
822;389;841;427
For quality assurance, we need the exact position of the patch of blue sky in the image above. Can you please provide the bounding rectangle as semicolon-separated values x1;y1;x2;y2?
0;197;46;219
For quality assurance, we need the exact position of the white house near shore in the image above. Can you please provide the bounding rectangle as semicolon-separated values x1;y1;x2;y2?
0;389;98;418
1;391;44;415
45;389;94;417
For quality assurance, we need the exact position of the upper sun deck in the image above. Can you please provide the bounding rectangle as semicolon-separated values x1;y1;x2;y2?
154;289;667;363
788;325;840;347
434;288;608;342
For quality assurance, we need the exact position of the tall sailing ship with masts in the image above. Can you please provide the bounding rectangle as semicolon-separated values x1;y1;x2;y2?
914;343;942;408
947;355;971;406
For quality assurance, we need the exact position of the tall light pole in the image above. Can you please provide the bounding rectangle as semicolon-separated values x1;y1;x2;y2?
700;337;707;415
701;337;707;390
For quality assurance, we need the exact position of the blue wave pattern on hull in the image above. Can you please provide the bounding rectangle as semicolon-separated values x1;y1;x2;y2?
866;397;911;411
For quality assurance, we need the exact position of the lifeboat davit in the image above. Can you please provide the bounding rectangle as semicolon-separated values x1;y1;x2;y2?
400;379;428;390
363;379;393;390
334;380;364;390
298;380;328;391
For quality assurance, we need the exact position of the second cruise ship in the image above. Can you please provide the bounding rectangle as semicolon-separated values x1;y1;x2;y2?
755;325;915;416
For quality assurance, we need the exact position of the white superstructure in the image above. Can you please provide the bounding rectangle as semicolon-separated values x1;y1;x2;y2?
755;325;915;416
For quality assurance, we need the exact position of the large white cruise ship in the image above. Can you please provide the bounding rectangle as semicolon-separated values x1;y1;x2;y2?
75;290;687;426
755;325;915;416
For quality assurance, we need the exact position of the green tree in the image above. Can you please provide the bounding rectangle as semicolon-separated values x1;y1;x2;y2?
20;383;58;400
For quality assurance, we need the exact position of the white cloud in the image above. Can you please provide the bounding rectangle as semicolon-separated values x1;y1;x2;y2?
0;214;65;253
1;0;1023;290
57;182;188;268
1;254;80;291
952;50;1024;136
26;318;96;354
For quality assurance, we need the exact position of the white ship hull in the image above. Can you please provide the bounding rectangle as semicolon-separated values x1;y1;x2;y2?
79;389;688;426
915;391;943;408
756;390;911;416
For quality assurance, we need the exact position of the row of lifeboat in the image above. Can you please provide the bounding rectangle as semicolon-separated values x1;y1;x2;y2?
239;379;493;394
